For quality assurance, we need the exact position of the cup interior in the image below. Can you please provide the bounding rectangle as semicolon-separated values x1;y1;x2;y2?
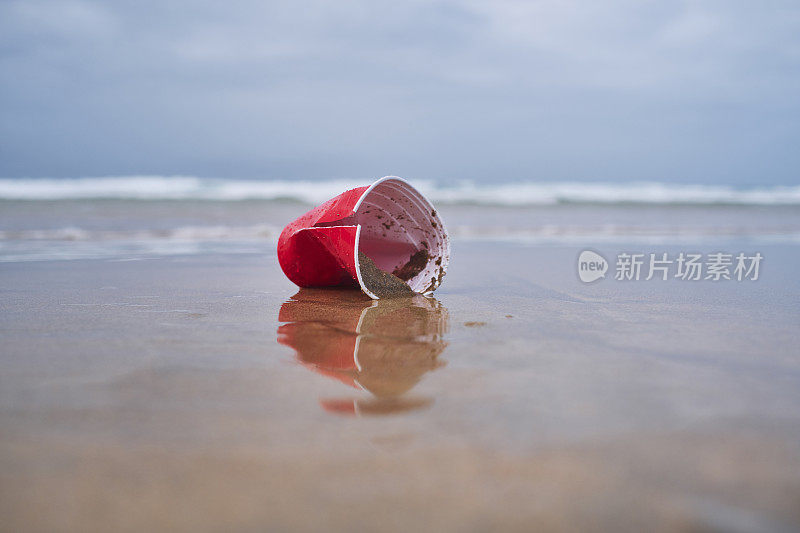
354;177;449;295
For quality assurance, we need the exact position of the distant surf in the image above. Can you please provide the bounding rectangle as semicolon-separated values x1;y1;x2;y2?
1;176;800;206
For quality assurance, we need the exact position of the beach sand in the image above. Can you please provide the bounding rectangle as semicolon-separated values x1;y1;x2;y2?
2;243;800;532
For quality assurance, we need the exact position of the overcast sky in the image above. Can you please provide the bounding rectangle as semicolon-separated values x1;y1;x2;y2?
1;0;798;184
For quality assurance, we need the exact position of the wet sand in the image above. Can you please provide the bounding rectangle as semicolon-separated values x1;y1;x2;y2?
2;243;800;531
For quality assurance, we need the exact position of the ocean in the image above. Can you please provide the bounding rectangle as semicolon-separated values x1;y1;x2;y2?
4;177;800;530
2;176;800;262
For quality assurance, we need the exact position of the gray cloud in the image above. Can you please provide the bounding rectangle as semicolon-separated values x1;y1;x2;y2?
1;0;799;183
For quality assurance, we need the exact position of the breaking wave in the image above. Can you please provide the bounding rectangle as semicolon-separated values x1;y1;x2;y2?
2;176;800;206
2;223;799;244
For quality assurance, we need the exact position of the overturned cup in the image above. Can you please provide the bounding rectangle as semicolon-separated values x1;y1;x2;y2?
277;176;450;299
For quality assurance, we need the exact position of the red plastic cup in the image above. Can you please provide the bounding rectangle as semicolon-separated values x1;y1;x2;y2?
277;176;450;298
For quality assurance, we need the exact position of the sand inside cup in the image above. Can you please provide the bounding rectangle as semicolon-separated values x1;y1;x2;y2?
392;249;430;281
357;252;414;298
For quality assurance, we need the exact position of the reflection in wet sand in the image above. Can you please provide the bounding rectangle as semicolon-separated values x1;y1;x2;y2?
277;289;449;416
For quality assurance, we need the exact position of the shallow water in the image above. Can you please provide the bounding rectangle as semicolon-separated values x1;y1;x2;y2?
2;243;799;531
3;200;800;263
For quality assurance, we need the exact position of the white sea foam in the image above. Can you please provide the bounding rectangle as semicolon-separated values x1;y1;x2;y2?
2;176;800;205
2;223;799;244
0;224;280;242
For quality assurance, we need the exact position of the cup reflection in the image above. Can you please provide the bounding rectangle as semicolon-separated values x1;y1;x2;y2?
277;289;449;416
